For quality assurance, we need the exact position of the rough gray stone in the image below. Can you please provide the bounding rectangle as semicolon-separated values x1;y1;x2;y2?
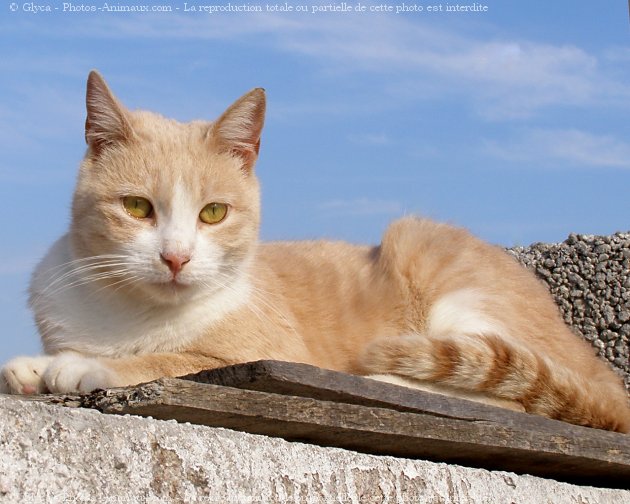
509;231;630;391
0;396;628;503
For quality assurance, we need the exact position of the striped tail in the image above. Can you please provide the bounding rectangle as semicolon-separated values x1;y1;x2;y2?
360;333;630;433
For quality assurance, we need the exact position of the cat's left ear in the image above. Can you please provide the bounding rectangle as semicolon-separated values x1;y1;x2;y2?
211;88;266;173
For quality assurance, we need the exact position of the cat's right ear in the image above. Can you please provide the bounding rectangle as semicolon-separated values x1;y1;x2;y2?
85;70;135;154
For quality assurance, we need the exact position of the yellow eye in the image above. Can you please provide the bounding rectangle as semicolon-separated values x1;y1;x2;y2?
199;202;228;224
122;196;153;219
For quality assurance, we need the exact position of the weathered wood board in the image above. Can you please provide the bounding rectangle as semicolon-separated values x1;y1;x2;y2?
182;360;568;426
25;360;630;489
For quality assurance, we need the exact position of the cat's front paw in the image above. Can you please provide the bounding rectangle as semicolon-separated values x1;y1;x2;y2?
1;356;55;394
43;354;117;393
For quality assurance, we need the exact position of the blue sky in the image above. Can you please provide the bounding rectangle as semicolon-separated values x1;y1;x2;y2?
1;1;629;362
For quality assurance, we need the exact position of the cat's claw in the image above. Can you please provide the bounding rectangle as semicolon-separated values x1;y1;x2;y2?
0;355;54;394
43;354;116;393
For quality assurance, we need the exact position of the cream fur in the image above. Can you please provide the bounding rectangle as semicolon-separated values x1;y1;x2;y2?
427;288;509;338
1;70;629;434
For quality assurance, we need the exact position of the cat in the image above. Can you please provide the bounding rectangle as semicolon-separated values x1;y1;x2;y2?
1;70;629;434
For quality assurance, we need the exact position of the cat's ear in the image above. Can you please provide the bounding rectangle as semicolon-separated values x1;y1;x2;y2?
211;88;266;172
85;70;135;153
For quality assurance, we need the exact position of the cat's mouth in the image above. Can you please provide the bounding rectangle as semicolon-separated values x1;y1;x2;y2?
163;278;190;290
142;277;196;304
147;276;192;294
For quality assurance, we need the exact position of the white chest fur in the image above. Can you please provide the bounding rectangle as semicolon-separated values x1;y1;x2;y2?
30;235;250;358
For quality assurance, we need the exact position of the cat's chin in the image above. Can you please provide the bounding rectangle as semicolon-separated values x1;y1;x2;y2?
141;279;201;305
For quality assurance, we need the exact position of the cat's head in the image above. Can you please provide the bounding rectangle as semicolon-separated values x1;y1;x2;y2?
70;71;265;304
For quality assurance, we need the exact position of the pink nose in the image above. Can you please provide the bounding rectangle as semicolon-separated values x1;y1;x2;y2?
160;252;191;276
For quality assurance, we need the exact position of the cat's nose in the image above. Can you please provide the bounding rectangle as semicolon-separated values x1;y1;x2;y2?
160;252;191;276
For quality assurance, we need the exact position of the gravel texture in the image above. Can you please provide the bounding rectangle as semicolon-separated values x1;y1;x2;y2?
508;232;630;392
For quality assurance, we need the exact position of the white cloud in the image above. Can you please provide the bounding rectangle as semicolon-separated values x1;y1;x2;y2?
16;10;628;120
14;9;300;41
281;19;628;119
319;198;403;216
484;129;630;170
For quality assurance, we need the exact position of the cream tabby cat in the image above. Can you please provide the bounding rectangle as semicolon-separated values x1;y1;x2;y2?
1;71;629;433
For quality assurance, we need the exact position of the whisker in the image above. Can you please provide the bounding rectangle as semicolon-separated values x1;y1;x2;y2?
38;259;137;295
36;268;137;299
93;274;144;296
34;254;302;341
38;254;130;278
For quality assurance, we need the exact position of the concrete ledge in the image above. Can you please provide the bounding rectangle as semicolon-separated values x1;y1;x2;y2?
0;396;627;503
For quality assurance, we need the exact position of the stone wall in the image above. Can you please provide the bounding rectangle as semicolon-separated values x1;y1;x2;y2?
0;395;627;503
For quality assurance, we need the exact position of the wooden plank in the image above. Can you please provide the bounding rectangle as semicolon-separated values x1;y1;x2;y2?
58;376;630;489
181;360;622;435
